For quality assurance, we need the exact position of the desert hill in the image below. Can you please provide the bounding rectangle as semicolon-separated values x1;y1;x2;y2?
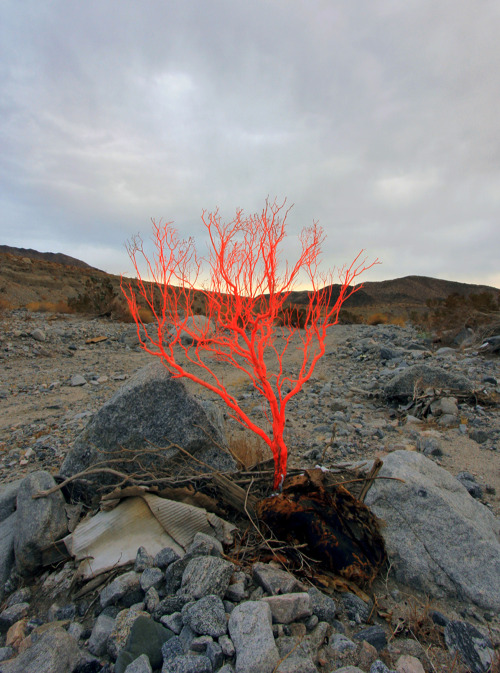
0;246;499;331
0;244;99;271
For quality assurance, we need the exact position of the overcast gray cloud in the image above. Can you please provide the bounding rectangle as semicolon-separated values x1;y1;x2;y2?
1;0;499;287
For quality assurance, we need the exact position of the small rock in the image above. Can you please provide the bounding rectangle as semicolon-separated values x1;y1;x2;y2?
370;661;397;673
0;626;79;673
153;546;181;569
123;654;152;673
0;603;30;632
307;587;336;622
108;608;150;660
444;619;495;673
353;625;387;651
219;634;235;657
395;655;425;673
261;592;312;624
206;640;224;669
71;374;87;386
100;571;142;609
228;601;279;673
252;562;305;595
181;595;227;637
163;654;212;673
31;329;46;342
341;593;372;623
161;636;185;663
161;612;184;635
114;615;174;673
135;546;154;572
179;556;234;600
140;567;163;592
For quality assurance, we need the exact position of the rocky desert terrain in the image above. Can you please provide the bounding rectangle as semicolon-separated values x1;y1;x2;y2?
0;248;499;673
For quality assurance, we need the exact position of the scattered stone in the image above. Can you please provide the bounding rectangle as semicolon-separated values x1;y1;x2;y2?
108;608;150;660
353;625;387;651
161;611;183;634
179;556;234;600
228;601;280;673
153;546;181;569
114;615;174;673
252;562;305;595
307;587;337;622
140;567;163;592
134;546;154;571
122;654;152;673
328;633;357;654
14;471;68;576
0;603;29;632
88;613;116;657
370;661;397;673
0;626;79;673
456;472;483;499
219;634;235;657
163;654;212;673
394;655;425;673
71;374;87;386
206;640;224;669
181;595;227;637
384;364;473;401
275;634;318;672
100;571;142;609
31;328;46;342
261;592;312;624
341;593;372;624
444;619;495;673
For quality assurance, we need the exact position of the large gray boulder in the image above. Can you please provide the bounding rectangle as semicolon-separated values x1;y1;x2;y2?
365;451;500;611
383;364;473;401
14;471;68;577
60;361;235;482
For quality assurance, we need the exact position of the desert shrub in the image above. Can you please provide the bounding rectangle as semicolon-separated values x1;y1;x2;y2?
25;300;74;314
469;291;499;312
108;297;156;323
390;315;406;327
275;304;308;328
338;309;364;324
0;297;13;315
68;276;118;315
366;312;389;325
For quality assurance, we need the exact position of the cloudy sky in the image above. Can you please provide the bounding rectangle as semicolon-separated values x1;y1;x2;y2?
1;0;499;288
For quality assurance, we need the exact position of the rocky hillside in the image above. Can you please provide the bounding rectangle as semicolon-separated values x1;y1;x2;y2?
0;245;98;270
1;246;499;334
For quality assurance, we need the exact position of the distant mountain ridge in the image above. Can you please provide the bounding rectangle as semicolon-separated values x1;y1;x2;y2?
0;245;99;271
0;244;498;316
291;274;500;309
